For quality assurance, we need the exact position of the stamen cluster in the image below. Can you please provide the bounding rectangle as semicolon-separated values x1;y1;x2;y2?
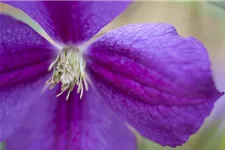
46;47;88;100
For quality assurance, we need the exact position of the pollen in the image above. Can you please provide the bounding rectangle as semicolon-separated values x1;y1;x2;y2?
46;46;89;100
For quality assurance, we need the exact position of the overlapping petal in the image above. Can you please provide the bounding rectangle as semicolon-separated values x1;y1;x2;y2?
85;23;224;147
6;87;137;150
4;1;131;44
0;14;56;140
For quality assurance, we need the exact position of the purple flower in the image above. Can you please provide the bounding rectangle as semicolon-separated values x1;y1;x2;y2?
0;1;223;150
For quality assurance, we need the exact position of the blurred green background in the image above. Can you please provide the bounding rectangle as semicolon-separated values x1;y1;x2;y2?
0;1;225;150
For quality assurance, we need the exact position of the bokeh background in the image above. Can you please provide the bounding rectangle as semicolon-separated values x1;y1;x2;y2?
0;1;225;150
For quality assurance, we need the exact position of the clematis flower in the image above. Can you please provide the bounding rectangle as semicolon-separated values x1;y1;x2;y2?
0;1;223;150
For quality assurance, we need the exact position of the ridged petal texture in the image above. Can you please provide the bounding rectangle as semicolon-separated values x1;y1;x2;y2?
4;1;131;44
85;23;224;147
6;87;137;150
0;14;56;140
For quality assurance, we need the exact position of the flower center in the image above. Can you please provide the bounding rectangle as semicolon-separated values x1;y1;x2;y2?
46;46;89;100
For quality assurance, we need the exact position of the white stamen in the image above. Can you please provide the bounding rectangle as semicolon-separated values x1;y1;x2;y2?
46;46;89;100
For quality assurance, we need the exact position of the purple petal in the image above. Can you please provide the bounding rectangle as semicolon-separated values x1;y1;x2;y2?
5;88;58;150
0;14;56;140
84;24;224;147
6;86;137;150
4;1;131;44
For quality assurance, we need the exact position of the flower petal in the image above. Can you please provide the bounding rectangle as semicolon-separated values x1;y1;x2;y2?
0;14;56;140
4;1;131;44
69;87;137;150
6;87;137;150
84;24;224;147
5;88;58;150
